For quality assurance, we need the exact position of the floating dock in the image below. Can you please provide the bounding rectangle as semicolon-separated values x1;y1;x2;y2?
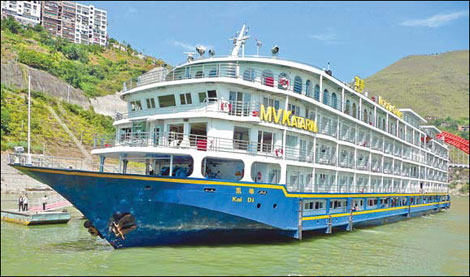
1;210;71;225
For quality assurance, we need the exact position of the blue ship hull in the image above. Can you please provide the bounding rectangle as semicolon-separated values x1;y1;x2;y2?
12;165;450;249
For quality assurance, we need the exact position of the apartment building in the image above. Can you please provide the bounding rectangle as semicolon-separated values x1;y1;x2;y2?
1;1;41;26
2;1;107;46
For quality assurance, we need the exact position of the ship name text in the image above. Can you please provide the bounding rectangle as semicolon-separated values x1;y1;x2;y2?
260;105;318;133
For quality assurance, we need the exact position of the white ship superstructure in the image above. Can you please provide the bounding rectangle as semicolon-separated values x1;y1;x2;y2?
93;25;449;195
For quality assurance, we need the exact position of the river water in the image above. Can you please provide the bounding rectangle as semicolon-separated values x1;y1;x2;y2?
1;195;468;276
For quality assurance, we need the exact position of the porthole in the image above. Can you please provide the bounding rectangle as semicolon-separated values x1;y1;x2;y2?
204;188;216;192
257;203;261;208
144;185;151;190
273;204;277;209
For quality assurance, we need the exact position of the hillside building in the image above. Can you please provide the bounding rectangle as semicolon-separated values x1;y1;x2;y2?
1;1;107;46
1;1;41;26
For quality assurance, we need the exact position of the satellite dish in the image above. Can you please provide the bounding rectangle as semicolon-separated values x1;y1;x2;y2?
208;49;215;57
271;45;279;55
196;45;206;56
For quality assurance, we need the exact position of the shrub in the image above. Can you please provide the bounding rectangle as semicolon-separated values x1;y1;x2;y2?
32;24;44;33
1;16;23;34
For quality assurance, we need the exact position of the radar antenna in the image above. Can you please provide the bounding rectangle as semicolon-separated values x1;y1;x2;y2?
229;24;250;57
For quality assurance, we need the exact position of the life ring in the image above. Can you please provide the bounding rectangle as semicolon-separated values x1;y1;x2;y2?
275;148;283;157
220;101;231;112
279;77;289;89
257;172;262;181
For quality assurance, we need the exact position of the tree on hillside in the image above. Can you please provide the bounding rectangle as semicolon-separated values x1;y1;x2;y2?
1;16;23;34
32;24;44;33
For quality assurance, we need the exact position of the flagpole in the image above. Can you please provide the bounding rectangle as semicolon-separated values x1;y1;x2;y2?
27;74;31;165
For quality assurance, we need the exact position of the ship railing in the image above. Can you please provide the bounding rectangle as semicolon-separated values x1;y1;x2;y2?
7;153;87;170
371;164;382;173
7;153;145;175
319;117;338;137
94;131;288;159
121;62;324;99
94;131;322;163
114;100;261;121
371;137;383;150
338;155;355;168
123;68;169;91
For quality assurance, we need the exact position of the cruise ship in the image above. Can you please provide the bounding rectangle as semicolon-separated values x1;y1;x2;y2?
10;25;450;249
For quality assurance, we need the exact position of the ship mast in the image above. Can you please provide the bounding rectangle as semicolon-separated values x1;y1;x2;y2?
230;24;250;57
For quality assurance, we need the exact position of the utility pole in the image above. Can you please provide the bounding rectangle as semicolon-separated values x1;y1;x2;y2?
27;74;32;165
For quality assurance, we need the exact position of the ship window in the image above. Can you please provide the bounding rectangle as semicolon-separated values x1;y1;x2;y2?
278;73;290;90
132;121;146;133
345;100;351;114
288;104;300;116
331;93;338;109
257;131;273;153
202;157;244;181
263;97;280;110
207;90;217;102
352;103;357;118
363;108;368;122
130;100;142;111
208;68;218;77
294;76;302;93
158;95;176;108
195;71;204;78
243;68;255;81
251;162;280;184
198;92;207;103
262;70;274;87
180;93;192;105
314;85;320;101
146;98;156;109
306;80;312;97
233;127;249;150
323;89;329;105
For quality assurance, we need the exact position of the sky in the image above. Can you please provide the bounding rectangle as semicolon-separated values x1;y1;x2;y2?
80;1;469;82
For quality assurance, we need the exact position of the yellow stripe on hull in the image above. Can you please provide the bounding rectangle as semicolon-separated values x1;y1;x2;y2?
22;167;449;198
302;201;449;221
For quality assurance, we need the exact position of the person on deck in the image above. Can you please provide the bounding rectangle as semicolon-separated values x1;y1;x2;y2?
18;195;24;212
42;195;47;211
23;194;29;211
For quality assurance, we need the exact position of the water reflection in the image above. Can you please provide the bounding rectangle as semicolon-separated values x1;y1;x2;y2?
1;196;469;276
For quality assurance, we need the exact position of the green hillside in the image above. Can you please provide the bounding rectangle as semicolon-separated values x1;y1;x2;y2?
1;16;167;98
364;50;469;120
0;16;170;157
1;84;114;156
